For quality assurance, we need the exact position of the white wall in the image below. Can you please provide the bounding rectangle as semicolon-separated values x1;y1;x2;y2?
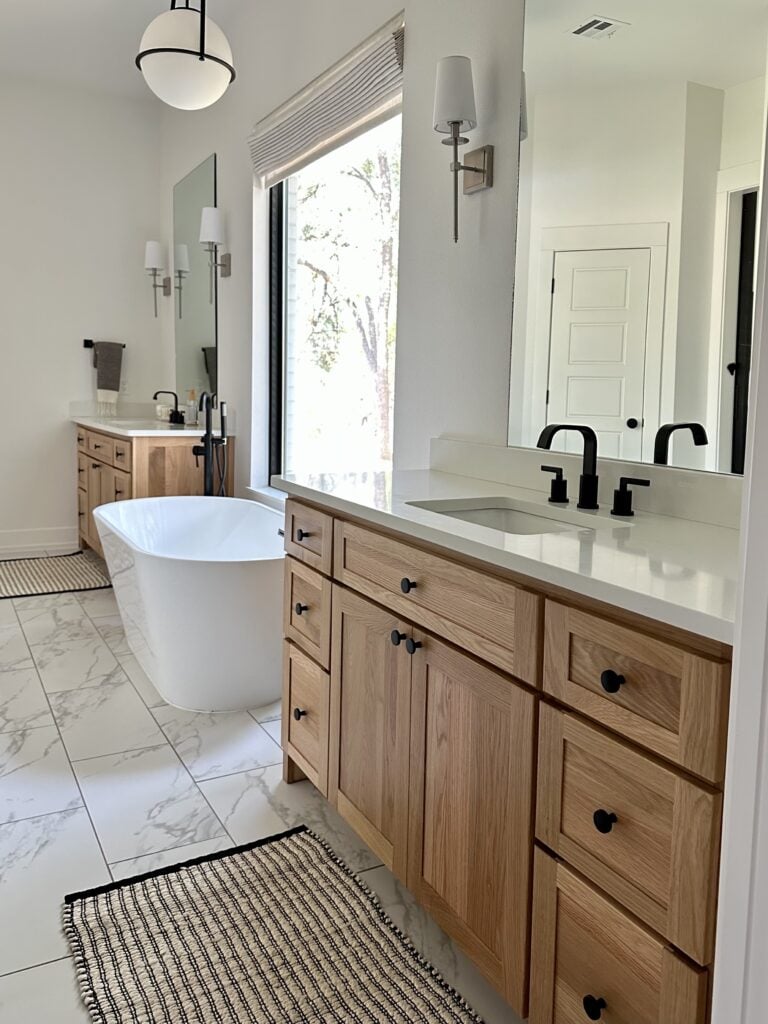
0;74;164;553
157;0;525;488
721;76;766;170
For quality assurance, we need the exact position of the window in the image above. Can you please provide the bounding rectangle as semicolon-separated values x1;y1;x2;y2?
272;115;402;476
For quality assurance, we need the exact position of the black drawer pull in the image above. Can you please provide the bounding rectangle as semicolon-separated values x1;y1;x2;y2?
391;630;406;647
583;995;607;1021
600;669;625;694
293;708;307;721
78;512;85;518
77;435;84;444
78;467;84;474
115;451;125;459
593;809;618;834
400;577;417;594
406;638;422;656
91;464;101;470
296;528;312;542
93;443;101;449
294;603;309;617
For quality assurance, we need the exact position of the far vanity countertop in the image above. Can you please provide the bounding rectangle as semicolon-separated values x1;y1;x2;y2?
73;416;232;439
272;468;739;644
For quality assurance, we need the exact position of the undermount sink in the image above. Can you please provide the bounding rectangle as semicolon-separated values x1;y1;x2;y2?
407;497;612;536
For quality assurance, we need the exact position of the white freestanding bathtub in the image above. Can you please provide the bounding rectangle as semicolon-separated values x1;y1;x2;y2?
94;496;284;713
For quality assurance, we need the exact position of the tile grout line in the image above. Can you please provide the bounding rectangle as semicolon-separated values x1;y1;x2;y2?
0;954;74;981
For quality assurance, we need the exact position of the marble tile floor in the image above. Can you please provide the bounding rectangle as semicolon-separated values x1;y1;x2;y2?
0;587;521;1023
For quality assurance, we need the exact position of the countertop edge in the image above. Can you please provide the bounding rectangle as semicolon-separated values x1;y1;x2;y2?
72;417;232;439
274;477;734;646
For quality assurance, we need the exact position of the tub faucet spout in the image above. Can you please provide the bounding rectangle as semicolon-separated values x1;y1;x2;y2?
193;392;226;496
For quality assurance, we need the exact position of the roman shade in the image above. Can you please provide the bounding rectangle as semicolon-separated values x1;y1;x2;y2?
248;13;405;189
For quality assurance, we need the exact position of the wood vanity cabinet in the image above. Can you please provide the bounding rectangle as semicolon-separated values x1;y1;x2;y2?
76;425;235;555
281;499;732;1023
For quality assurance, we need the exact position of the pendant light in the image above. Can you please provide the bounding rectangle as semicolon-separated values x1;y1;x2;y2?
136;1;235;111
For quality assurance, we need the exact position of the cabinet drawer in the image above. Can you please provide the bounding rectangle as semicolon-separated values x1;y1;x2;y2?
107;467;132;503
86;431;115;465
282;642;329;795
113;439;131;469
537;706;721;964
530;849;709;1024
334;520;541;684
283;558;331;669
77;453;88;489
284;500;333;576
544;601;729;783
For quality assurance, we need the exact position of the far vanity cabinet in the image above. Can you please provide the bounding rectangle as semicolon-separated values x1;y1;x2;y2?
408;634;536;1015
328;586;412;882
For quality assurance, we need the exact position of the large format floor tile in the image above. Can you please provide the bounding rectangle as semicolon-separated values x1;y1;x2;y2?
12;594;81;613
250;699;282;723
90;615;130;657
0;958;90;1021
0;807;109;975
199;764;381;872
16;605;97;646
73;742;226;863
153;705;283;781
0;604;17;629
362;865;522;1024
32;637;119;693
109;834;235;881
0;669;53;733
0;726;82;824
0;627;33;673
118;653;165;709
50;673;165;761
75;589;118;618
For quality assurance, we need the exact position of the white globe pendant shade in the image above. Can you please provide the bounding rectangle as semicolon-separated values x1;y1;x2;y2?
137;7;235;111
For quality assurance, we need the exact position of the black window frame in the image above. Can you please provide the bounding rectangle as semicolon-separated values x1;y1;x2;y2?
268;181;285;480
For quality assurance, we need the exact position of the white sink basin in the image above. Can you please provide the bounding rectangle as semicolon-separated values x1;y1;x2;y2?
407;497;615;536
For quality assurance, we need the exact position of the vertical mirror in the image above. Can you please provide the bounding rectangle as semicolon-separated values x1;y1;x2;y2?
173;154;217;399
509;3;767;472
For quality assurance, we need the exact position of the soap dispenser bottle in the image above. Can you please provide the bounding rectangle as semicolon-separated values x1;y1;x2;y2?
186;390;198;427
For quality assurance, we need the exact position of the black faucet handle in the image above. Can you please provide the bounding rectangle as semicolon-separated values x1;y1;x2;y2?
611;477;650;518
541;465;569;504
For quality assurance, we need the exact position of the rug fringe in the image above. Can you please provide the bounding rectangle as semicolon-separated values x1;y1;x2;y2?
62;902;106;1024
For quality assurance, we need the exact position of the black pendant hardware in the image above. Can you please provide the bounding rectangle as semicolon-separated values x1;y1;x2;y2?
583;995;607;1020
294;603;309;616
296;528;312;542
405;638;422;656
391;630;406;647
293;707;307;721
600;669;625;694
400;577;417;594
593;809;618;834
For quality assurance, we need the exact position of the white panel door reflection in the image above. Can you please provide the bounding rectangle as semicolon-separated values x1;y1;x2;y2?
547;247;652;460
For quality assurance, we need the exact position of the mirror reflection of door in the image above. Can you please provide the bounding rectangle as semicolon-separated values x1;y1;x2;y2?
547;247;652;461
730;189;758;473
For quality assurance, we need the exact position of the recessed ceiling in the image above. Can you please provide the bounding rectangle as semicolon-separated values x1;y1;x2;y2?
525;0;768;93
0;1;247;100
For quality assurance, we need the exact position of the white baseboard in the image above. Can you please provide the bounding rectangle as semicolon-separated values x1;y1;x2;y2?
0;527;79;559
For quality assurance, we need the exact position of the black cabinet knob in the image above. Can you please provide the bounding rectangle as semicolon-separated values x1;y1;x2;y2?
296;528;312;542
293;708;307;721
400;577;417;594
391;630;406;647
294;603;309;616
593;809;618;834
626;417;640;429
405;638;422;656
583;995;607;1020
600;669;625;694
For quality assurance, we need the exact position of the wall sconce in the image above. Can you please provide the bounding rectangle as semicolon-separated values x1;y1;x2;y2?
144;241;171;317
199;206;231;303
174;243;190;319
433;56;494;243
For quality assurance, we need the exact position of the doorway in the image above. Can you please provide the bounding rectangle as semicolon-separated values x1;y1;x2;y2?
730;189;758;475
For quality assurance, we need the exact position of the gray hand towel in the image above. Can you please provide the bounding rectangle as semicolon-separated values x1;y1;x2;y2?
93;342;123;408
203;347;217;393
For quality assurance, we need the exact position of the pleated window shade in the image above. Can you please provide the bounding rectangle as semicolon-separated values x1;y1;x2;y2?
248;13;405;189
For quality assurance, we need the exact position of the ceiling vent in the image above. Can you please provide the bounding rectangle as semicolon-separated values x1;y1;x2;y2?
571;16;629;40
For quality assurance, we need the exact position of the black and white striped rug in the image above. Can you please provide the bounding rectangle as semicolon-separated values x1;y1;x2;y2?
64;826;483;1023
0;551;111;600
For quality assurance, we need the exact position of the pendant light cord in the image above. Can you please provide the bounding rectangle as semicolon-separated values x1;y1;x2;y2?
199;0;206;60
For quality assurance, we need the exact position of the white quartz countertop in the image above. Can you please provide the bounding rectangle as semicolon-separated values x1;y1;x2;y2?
73;416;231;439
272;469;740;644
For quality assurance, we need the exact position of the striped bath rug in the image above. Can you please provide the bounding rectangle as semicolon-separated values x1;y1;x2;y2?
63;826;483;1024
0;551;111;600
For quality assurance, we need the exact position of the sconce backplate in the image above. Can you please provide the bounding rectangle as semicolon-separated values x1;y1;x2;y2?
463;145;494;194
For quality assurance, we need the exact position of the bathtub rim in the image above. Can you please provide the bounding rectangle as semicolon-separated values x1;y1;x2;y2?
94;495;286;565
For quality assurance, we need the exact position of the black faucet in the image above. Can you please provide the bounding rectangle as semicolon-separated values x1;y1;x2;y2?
537;424;600;510
193;392;227;496
153;390;184;425
653;423;708;465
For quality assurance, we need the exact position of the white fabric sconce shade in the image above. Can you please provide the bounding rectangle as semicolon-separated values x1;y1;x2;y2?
433;56;477;134
200;207;225;246
174;243;190;273
137;6;235;112
144;241;167;271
